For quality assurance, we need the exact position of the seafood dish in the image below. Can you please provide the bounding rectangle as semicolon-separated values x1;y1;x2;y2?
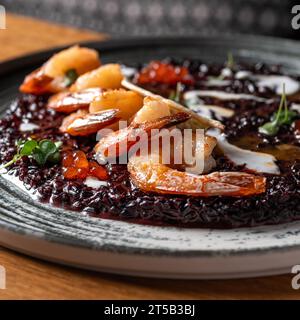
0;45;299;228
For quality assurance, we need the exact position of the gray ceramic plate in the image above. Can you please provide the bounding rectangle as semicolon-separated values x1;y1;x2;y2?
0;36;300;279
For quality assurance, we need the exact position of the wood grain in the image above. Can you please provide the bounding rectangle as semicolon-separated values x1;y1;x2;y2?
0;247;298;300
0;13;299;300
0;13;106;61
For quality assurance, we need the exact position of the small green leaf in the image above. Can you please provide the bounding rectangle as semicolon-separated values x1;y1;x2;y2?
35;139;60;165
39;140;57;156
272;110;297;126
20;140;38;156
258;83;297;136
284;110;298;125
1;137;63;172
54;141;63;149
48;151;61;164
32;149;46;167
63;69;78;87
258;121;279;136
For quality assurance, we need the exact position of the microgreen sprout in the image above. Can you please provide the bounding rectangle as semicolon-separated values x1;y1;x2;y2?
63;69;78;87
0;138;62;171
258;83;297;136
213;52;235;81
226;52;235;69
169;82;182;102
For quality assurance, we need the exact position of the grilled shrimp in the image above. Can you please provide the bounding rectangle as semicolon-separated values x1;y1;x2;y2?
60;109;120;136
48;88;102;113
94;112;191;158
128;96;217;173
20;46;100;94
133;96;171;123
170;134;217;174
19;68;55;95
128;154;266;197
94;96;214;168
122;78;224;130
58;89;144;137
90;89;144;121
60;109;88;133
70;64;123;92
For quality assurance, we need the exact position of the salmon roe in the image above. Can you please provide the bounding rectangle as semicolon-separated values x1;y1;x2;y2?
62;150;108;181
136;61;194;85
89;161;109;180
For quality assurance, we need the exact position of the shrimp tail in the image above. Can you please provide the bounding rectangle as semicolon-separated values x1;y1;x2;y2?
128;155;266;197
19;68;54;95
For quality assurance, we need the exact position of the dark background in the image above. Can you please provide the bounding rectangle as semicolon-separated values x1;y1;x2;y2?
1;0;299;39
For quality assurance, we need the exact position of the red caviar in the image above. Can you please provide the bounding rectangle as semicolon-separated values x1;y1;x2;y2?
62;150;108;181
62;150;89;180
136;61;194;85
89;161;109;180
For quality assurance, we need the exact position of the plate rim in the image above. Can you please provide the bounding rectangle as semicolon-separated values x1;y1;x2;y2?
2;34;300;76
0;35;300;259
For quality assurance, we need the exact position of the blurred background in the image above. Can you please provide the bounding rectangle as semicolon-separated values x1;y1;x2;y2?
1;0;299;39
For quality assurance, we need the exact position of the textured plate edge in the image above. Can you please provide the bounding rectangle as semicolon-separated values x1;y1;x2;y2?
0;35;299;260
2;34;300;76
0;227;296;279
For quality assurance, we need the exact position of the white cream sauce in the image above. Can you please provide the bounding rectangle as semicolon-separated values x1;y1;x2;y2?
184;91;234;120
189;104;234;120
121;65;137;78
208;129;280;175
235;70;252;80
84;176;108;188
204;78;231;87
291;103;300;114
220;67;233;78
254;75;300;95
235;71;300;96
19;122;40;132
184;90;267;102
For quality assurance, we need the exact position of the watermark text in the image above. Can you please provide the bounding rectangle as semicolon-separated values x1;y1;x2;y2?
96;121;207;175
291;265;300;290
0;265;6;289
0;5;6;29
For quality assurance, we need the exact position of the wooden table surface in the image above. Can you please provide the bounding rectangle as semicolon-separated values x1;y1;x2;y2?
0;13;299;300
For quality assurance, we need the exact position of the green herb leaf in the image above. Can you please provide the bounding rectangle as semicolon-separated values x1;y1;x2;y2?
258;83;297;136
272;109;297;126
54;141;63;149
258;121;279;136
39;139;57;154
48;151;61;163
32;148;46;166
20;140;38;156
63;69;78;87
0;138;63;171
38;139;59;164
226;52;234;69
169;82;182;103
